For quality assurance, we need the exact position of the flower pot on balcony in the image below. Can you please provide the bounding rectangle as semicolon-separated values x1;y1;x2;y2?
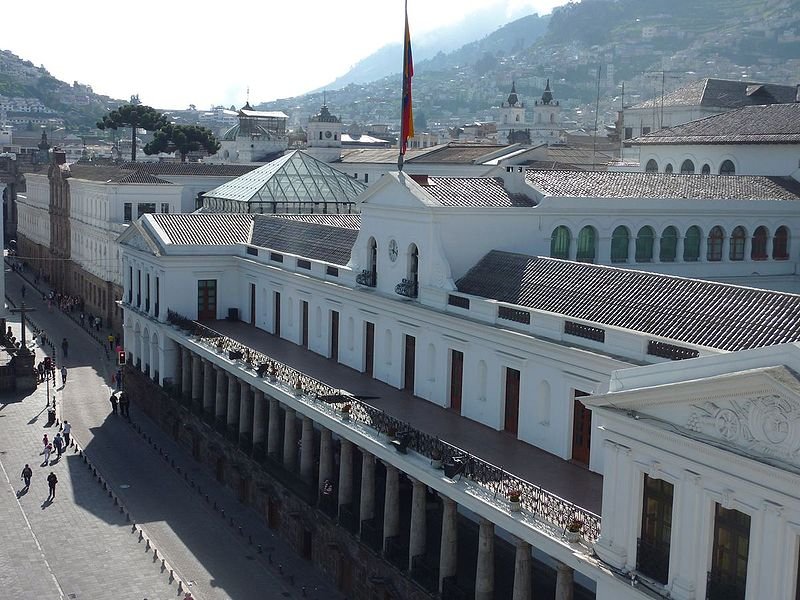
509;499;521;512
431;458;443;469
340;405;351;421
566;520;583;543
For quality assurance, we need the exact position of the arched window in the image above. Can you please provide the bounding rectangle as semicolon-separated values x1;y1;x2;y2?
730;226;746;261
707;226;725;261
550;226;571;259
611;226;630;263
701;164;711;175
645;159;658;173
367;237;377;286
684;226;702;262
660;226;678;262
773;226;790;260
680;159;695;174
319;132;323;140
751;226;768;260
635;226;655;262
664;164;673;174
576;226;596;263
408;243;419;297
719;160;736;176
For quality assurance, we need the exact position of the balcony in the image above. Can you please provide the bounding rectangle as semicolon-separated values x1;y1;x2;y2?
395;278;418;298
356;269;376;287
636;537;670;584
166;314;603;541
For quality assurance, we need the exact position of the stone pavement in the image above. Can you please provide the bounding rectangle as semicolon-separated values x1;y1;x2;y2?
4;265;342;600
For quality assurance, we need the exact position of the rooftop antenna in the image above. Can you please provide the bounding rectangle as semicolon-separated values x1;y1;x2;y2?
246;86;250;105
323;90;327;106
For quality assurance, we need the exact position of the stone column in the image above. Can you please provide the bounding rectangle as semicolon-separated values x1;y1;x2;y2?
191;354;202;410
383;464;400;553
214;367;226;429
226;375;239;439
555;562;574;600
282;407;297;470
439;496;458;592
300;416;314;483
318;428;334;492
511;537;532;600
252;388;266;455
359;451;376;532
238;384;253;448
408;477;427;570
267;397;281;458
202;359;214;418
676;235;685;261
181;348;191;399
475;518;495;600
337;439;353;515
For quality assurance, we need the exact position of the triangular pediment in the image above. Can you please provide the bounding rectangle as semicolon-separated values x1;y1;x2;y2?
587;365;800;466
358;171;438;210
117;222;161;256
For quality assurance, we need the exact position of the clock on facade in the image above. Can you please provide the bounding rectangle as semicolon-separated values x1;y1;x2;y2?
388;239;399;262
325;131;332;138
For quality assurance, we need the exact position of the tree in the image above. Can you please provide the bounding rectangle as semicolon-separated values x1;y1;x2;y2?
143;124;220;162
96;104;167;161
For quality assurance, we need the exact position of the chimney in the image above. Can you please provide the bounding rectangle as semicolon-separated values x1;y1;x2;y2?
499;165;529;196
53;149;66;165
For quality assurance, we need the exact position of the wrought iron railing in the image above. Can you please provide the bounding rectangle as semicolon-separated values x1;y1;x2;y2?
165;309;603;542
706;569;746;600
356;270;376;287
636;537;670;584
394;278;418;298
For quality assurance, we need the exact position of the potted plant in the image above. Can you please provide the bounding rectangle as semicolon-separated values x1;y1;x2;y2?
430;448;443;470
566;519;583;543
294;378;304;396
215;339;225;353
385;425;397;441
268;362;277;382
508;489;522;512
340;404;352;421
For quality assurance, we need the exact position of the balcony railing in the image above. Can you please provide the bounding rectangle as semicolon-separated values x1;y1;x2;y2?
636;537;670;584
706;569;746;600
165;309;602;542
395;278;418;298
356;269;376;287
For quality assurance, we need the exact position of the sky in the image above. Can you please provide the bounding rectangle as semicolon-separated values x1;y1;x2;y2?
1;0;566;110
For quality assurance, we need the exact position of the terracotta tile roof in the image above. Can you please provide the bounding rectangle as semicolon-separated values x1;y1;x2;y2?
250;215;357;265
66;165;171;184
149;213;253;246
421;176;535;207
119;162;260;177
525;170;800;200
408;143;508;164
456;252;800;352
631;103;800;145
629;78;797;110
338;147;438;164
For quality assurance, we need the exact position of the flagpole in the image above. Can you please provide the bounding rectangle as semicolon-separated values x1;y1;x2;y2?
399;0;413;173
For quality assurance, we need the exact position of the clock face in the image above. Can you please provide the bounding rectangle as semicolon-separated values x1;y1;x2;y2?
388;239;399;262
325;130;332;139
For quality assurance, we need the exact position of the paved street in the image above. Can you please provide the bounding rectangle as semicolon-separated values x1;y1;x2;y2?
2;264;341;600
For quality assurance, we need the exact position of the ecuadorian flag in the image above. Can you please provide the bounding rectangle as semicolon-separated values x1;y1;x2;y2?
400;2;414;155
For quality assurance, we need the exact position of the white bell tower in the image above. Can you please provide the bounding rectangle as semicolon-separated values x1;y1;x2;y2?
306;100;343;163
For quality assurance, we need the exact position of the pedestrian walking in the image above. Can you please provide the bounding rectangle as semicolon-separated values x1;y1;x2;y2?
62;421;71;446
43;443;52;465
53;434;63;458
116;369;123;391
20;464;32;488
60;365;67;385
79;313;85;327
107;334;114;352
119;391;130;419
42;434;49;453
46;472;58;500
109;393;118;415
61;337;69;359
50;362;56;383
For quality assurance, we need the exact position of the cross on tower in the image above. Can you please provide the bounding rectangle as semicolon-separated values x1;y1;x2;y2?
9;302;36;354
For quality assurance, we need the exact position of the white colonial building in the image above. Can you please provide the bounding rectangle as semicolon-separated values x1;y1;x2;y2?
207;103;289;164
118;168;800;600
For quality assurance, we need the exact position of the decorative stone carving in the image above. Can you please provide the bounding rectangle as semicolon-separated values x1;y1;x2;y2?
687;394;800;462
125;229;155;254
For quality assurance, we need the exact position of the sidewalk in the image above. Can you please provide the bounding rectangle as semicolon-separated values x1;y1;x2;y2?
5;266;342;600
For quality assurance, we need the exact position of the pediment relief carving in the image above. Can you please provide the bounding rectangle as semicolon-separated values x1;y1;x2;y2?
122;228;157;255
687;393;800;463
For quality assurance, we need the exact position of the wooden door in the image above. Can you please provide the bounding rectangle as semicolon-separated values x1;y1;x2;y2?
249;283;256;326
571;390;592;466
504;368;520;434
364;322;375;375
330;310;339;361
301;301;309;348
274;291;281;337
404;334;416;392
449;349;463;413
197;279;217;320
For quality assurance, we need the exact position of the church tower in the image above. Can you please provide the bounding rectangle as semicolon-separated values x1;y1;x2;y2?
306;102;343;163
532;79;562;145
498;82;529;144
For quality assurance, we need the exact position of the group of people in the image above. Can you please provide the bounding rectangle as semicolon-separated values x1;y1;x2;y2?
36;357;66;386
24;423;71;501
19;464;58;501
109;391;130;418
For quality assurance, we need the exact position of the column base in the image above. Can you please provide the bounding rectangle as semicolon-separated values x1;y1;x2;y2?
203;409;214;426
226;424;238;442
593;537;628;570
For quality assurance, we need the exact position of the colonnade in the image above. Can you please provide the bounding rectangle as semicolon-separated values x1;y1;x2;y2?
176;345;576;600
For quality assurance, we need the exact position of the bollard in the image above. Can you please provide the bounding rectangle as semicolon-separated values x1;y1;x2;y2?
239;526;243;536
177;581;183;594
278;564;283;575
213;501;217;511
161;558;166;569
139;530;144;541
268;553;273;564
248;535;253;545
171;459;175;468
258;544;263;554
145;539;150;551
170;569;174;580
114;496;118;505
205;494;210;503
